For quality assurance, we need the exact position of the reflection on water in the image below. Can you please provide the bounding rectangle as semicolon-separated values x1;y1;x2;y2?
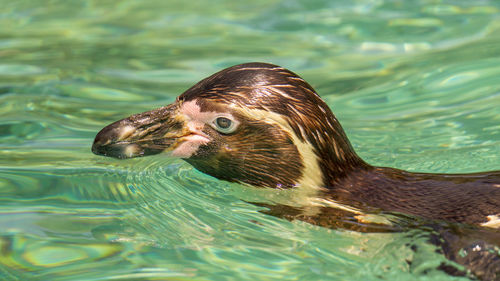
1;0;500;280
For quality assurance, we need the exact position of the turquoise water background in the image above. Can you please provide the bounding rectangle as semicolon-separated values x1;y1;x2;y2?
1;0;500;280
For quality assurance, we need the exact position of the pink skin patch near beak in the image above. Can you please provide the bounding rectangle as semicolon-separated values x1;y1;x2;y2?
170;133;210;158
169;99;218;158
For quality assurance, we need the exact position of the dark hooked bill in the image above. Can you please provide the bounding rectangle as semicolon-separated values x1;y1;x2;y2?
92;104;182;159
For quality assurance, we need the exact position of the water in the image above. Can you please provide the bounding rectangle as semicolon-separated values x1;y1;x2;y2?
1;0;500;280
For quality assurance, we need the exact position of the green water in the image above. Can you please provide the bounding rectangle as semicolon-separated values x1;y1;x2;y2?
1;0;500;280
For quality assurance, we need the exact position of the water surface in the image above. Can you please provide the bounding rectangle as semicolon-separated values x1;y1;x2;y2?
1;0;500;280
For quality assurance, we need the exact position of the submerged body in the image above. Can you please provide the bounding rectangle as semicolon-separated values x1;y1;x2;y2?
331;167;500;227
92;63;500;280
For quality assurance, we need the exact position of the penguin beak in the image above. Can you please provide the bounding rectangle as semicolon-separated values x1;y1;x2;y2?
92;103;189;159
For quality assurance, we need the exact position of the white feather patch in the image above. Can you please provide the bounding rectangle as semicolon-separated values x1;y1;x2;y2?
481;214;500;229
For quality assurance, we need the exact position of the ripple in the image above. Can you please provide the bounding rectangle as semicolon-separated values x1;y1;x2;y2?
23;244;113;267
0;64;44;76
0;120;48;143
1;0;500;280
57;84;147;102
0;232;124;279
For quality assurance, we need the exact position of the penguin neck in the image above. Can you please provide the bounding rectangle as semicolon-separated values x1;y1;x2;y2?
311;129;372;188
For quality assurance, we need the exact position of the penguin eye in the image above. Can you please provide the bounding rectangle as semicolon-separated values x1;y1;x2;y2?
212;116;238;134
216;117;231;129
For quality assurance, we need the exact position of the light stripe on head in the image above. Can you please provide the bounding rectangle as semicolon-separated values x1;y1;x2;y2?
235;105;324;193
